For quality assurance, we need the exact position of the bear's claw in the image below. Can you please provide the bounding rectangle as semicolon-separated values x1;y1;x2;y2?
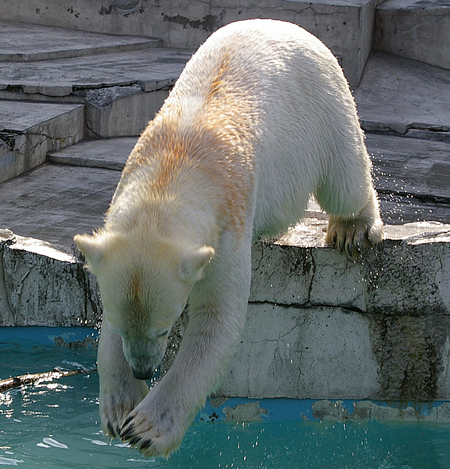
129;435;141;446
119;422;135;440
107;421;119;438
140;439;153;450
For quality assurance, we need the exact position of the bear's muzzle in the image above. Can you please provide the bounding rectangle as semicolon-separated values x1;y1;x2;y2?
132;365;154;380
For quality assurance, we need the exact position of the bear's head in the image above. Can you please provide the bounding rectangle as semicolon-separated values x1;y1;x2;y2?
74;230;214;379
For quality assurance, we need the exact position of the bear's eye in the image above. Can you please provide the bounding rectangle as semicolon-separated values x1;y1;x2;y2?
157;329;170;338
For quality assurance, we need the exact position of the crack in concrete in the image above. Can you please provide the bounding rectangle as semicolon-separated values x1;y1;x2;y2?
0;240;16;325
248;300;366;316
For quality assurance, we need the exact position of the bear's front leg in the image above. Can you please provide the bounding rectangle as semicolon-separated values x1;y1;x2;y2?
119;370;194;458
119;307;244;457
98;320;149;437
120;249;251;457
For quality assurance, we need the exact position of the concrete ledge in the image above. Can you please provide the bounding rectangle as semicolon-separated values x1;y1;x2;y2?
0;230;101;327
0;101;84;184
48;137;136;170
374;0;450;71
0;46;191;137
367;134;450;204
75;86;170;138
0;164;121;248
1;221;450;401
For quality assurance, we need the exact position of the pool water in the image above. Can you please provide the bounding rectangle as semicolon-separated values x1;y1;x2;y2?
2;336;450;468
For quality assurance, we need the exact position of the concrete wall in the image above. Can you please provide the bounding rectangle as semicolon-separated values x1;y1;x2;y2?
0;230;100;327
221;231;450;401
2;221;450;401
374;0;450;71
0;0;377;86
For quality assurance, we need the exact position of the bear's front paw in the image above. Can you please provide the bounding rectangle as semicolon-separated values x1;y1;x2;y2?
326;215;383;257
119;397;186;458
100;380;149;438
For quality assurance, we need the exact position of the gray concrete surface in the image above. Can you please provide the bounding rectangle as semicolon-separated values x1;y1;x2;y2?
0;33;191;139
0;164;121;249
374;0;450;71
0;48;191;98
0;100;84;184
368;134;450;203
0;22;191;140
354;52;450;136
48;137;136;170
0;0;379;86
0;20;161;62
0;229;100;327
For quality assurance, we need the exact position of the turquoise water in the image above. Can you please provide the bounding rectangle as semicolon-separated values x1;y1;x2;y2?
2;335;450;468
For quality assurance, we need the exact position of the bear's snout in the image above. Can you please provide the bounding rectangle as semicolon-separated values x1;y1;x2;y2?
121;337;165;381
132;365;154;380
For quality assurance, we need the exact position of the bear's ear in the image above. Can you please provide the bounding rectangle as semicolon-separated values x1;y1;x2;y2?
74;233;105;271
179;245;215;282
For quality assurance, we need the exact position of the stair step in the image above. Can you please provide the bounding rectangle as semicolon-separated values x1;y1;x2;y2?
0;20;162;62
0;163;121;249
0;45;190;137
368;134;450;203
0;48;191;97
0;100;84;184
48;137;136;170
355;52;450;137
374;0;450;71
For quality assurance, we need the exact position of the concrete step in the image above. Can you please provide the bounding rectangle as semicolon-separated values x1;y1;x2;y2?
48;133;450;204
0;47;191;138
0;0;381;87
0;163;121;249
368;134;450;203
354;52;450;138
0;47;191;99
367;134;450;225
0;21;191;138
48;137;136;171
0;100;84;184
0;20;162;62
374;0;450;71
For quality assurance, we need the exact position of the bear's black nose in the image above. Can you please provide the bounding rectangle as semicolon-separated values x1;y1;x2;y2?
132;366;154;380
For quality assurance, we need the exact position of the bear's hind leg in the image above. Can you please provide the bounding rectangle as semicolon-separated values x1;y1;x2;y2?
324;186;383;257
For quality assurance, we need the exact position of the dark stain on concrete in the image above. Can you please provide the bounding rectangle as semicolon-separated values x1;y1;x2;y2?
162;13;223;33
369;314;450;400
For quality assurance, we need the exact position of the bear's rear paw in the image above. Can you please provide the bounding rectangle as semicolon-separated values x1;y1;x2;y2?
326;215;383;257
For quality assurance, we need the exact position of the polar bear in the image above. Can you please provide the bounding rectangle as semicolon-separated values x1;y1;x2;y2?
74;19;383;457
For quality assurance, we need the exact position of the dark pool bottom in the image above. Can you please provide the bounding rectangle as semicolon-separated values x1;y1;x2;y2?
1;329;450;468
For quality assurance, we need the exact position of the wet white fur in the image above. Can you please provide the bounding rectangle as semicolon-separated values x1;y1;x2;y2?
75;19;383;458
